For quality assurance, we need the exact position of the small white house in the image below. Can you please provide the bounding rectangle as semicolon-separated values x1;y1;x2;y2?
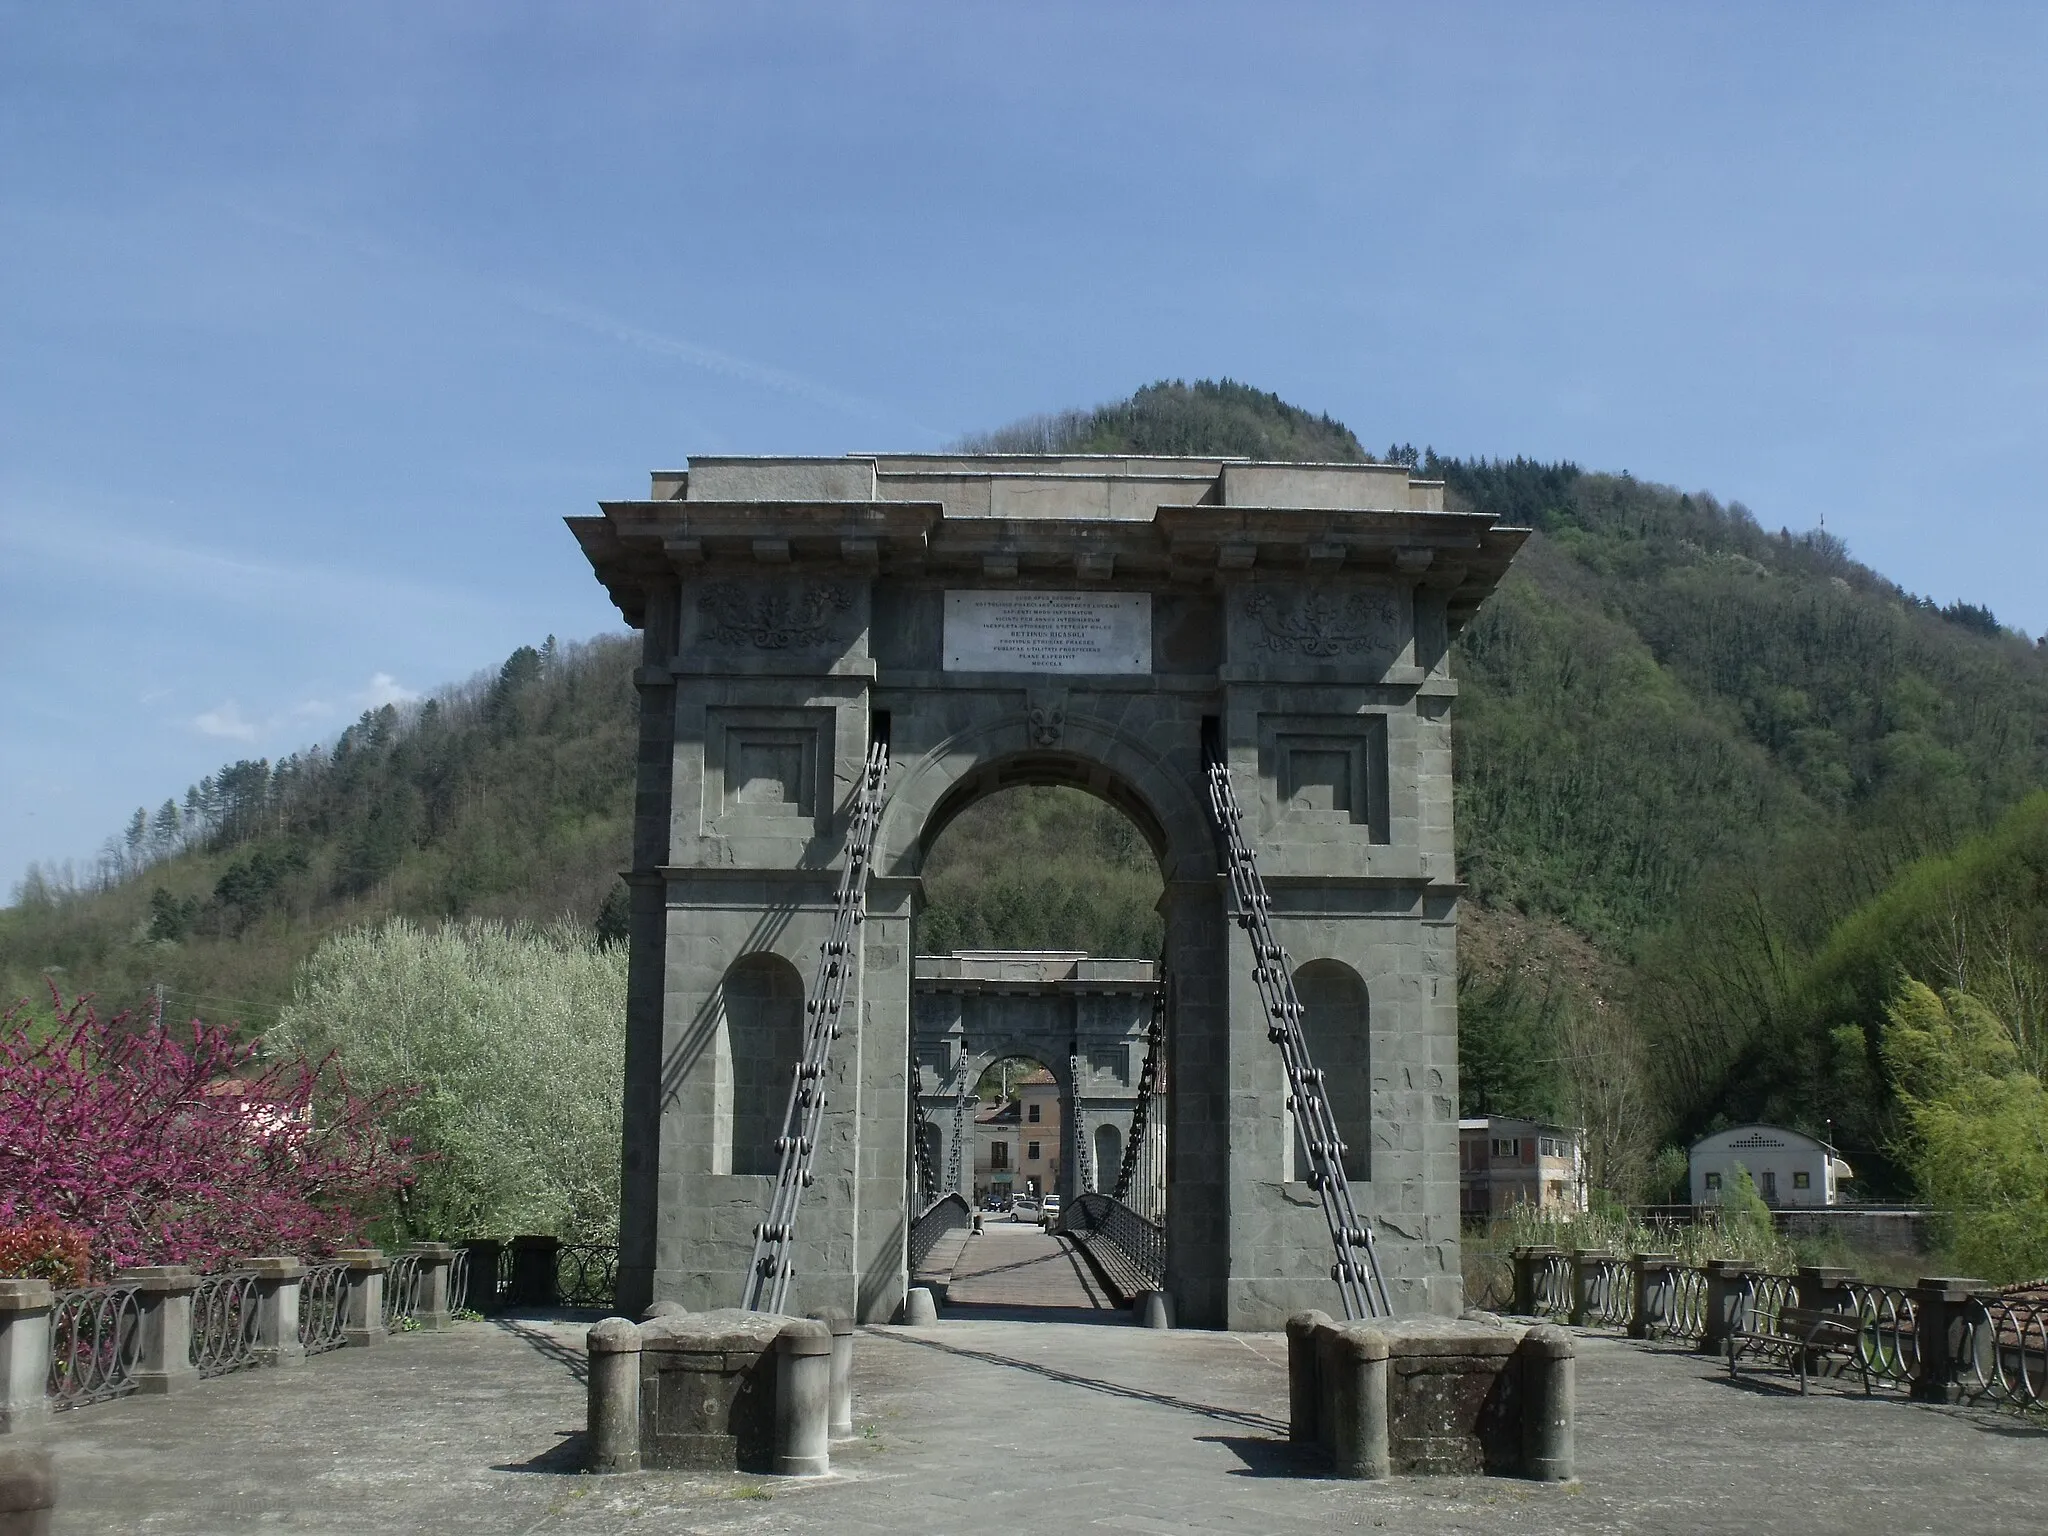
1690;1124;1853;1209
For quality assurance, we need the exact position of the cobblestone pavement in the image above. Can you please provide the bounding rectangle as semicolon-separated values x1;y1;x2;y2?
33;1307;2048;1534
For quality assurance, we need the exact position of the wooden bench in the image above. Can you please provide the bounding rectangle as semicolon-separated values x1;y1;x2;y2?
1728;1304;1872;1395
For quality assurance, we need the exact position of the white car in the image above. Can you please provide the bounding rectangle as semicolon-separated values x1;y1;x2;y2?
1039;1194;1062;1229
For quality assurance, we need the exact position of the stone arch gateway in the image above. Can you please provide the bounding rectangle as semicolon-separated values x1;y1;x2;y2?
570;452;1524;1328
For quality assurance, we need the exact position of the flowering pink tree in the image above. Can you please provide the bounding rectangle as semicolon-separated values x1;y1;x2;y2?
0;987;417;1276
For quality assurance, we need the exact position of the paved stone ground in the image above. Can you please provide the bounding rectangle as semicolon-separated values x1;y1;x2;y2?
942;1222;1115;1319
33;1306;2048;1534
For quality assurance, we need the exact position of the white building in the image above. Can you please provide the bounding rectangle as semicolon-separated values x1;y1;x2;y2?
1689;1124;1853;1209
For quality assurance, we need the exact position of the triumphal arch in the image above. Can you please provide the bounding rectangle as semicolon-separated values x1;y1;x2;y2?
570;453;1523;1329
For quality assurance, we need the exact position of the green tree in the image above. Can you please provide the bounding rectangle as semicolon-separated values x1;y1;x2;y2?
1879;978;2048;1281
272;917;627;1244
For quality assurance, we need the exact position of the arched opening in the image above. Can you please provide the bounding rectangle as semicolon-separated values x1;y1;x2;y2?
918;783;1165;958
1293;959;1370;1181
718;951;805;1177
969;1053;1060;1208
1092;1122;1124;1193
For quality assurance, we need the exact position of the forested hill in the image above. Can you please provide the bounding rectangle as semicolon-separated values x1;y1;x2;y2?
7;377;2046;1196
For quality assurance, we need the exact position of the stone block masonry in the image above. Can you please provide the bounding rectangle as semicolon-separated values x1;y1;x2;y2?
570;453;1525;1328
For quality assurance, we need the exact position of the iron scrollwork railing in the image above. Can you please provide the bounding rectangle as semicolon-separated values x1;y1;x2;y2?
743;740;889;1314
1578;1254;1635;1330
1844;1281;1920;1389
300;1262;350;1355
1958;1292;2048;1410
49;1283;142;1409
190;1271;261;1378
1206;755;1390;1320
559;1245;620;1308
1666;1265;1708;1341
383;1252;422;1331
1063;1190;1165;1301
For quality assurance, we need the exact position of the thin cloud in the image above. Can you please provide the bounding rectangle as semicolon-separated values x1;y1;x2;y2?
359;672;419;708
192;702;258;742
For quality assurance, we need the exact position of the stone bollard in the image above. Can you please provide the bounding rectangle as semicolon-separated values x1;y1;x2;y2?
1285;1310;1331;1443
1569;1250;1614;1327
0;1447;56;1536
458;1240;502;1313
807;1309;855;1440
407;1244;457;1331
773;1319;833;1476
117;1267;199;1393
1910;1277;1991;1403
508;1236;562;1308
236;1258;307;1369
901;1287;938;1325
1318;1325;1391;1480
1512;1245;1561;1317
1630;1254;1677;1340
586;1317;642;1473
1520;1325;1576;1481
0;1282;53;1433
1700;1260;1757;1356
1135;1290;1174;1329
335;1250;388;1348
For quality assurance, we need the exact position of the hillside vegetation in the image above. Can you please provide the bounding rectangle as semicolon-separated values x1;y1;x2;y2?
7;378;2046;1209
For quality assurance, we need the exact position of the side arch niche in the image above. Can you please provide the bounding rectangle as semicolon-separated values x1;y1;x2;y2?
718;952;805;1177
1293;958;1371;1182
1092;1122;1124;1192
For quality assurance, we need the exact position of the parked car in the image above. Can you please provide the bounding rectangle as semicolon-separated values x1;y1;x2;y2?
1040;1194;1062;1229
1011;1196;1040;1223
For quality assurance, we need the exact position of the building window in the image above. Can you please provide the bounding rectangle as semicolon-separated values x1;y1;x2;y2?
990;1143;1008;1170
1704;1171;1722;1191
1028;1103;1041;1124
1493;1138;1518;1158
1027;1141;1041;1161
1793;1170;1811;1190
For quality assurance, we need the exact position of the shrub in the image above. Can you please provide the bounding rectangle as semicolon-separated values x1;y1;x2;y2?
0;1219;91;1287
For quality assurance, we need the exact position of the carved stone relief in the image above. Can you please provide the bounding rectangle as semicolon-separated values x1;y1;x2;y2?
698;583;853;649
1242;586;1399;658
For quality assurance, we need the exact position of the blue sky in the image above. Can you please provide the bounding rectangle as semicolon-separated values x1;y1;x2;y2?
3;3;2044;896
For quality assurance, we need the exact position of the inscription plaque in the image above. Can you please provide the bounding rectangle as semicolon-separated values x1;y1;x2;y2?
943;591;1151;674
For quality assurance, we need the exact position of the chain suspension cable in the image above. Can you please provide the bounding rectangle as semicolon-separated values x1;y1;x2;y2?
910;1031;938;1205
1069;1052;1090;1196
945;1051;972;1195
741;740;889;1313
1111;980;1166;1205
1204;756;1392;1320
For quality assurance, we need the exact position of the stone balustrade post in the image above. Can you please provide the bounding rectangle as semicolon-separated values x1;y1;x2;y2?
1569;1250;1614;1328
586;1318;642;1474
1319;1324;1391;1480
1700;1260;1757;1356
1795;1265;1854;1315
1910;1276;1991;1403
0;1282;53;1433
1511;1246;1560;1316
459;1240;501;1313
115;1267;199;1394
406;1244;457;1331
773;1319;833;1476
1629;1254;1677;1340
234;1258;306;1369
335;1250;388;1348
508;1236;561;1308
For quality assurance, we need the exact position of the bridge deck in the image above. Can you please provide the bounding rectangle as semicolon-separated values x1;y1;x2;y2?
34;1307;2048;1533
941;1221;1117;1319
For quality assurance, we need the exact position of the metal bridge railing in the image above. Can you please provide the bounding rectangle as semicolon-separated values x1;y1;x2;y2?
909;1193;973;1277
190;1271;262;1377
383;1251;423;1332
48;1282;142;1410
1063;1191;1165;1304
299;1262;351;1355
